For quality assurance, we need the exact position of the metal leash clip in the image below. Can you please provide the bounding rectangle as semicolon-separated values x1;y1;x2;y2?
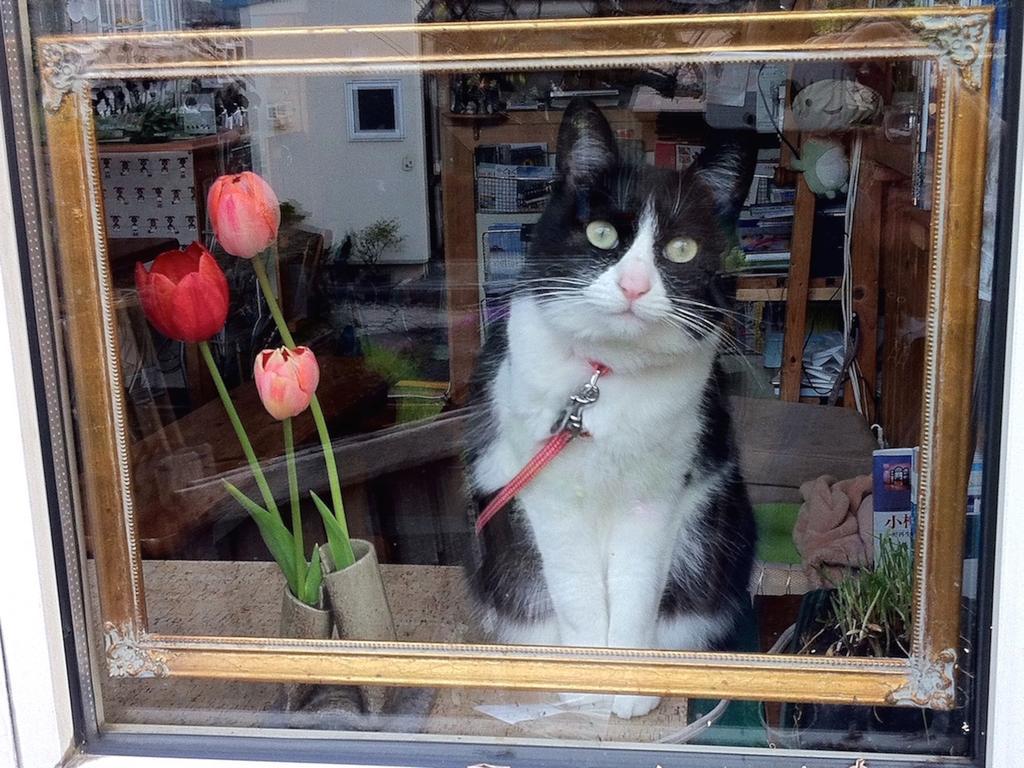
550;368;604;437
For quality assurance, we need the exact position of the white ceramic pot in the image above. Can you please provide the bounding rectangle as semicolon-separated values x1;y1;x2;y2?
320;539;397;713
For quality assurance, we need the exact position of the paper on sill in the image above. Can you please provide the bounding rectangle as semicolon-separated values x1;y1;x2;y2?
474;693;614;725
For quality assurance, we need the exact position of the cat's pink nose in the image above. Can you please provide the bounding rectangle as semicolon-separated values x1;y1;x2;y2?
618;271;651;302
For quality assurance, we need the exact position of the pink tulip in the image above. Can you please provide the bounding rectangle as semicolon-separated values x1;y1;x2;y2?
207;171;280;259
253;346;320;420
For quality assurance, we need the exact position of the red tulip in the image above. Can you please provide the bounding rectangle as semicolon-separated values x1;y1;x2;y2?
253;346;320;420
207;171;280;259
134;242;229;343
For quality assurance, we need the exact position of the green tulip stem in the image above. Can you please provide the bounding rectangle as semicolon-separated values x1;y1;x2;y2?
198;341;281;523
282;417;305;591
250;252;351;564
251;254;297;348
308;397;347;535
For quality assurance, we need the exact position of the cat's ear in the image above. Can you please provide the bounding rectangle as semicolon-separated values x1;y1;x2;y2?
556;97;618;188
692;133;757;221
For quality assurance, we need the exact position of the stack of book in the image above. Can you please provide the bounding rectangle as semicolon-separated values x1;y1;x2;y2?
737;149;794;272
767;329;845;399
475;143;548;166
737;203;794;270
475;143;554;214
476;163;554;213
483;223;528;286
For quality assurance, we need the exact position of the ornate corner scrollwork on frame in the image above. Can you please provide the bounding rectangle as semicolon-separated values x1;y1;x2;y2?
911;14;991;91
40;35;246;113
104;622;169;678
39;40;102;112
886;648;956;708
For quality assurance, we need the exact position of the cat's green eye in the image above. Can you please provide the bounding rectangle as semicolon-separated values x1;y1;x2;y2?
586;220;619;250
664;236;699;263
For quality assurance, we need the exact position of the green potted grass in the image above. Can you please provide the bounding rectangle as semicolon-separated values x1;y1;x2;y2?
775;537;962;752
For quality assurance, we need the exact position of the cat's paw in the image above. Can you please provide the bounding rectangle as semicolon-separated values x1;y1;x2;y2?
611;694;661;720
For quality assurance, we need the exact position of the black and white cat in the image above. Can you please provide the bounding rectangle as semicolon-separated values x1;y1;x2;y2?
464;98;757;719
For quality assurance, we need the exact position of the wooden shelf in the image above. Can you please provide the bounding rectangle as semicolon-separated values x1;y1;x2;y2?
735;275;842;303
97;129;246;153
443;112;509;139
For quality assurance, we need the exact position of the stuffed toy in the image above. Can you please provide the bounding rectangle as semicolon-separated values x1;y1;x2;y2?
791;78;881;133
791;137;849;199
789;61;883;133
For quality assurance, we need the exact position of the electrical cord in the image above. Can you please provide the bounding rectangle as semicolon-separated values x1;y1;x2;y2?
757;63;801;160
842;133;867;416
658;623;797;744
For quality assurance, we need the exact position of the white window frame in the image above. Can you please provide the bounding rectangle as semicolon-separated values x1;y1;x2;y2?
0;99;74;768
985;48;1024;768
1;36;1024;768
344;79;404;141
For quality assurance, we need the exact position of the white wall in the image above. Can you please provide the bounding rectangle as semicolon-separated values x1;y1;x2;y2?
243;0;431;264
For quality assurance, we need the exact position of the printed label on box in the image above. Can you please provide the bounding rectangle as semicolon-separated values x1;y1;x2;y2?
873;447;918;562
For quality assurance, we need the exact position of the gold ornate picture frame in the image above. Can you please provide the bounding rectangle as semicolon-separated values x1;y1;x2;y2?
39;6;992;709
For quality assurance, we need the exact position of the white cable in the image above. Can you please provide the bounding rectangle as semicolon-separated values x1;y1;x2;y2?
658;696;730;744
658;624;798;745
843;134;866;416
760;623;800;748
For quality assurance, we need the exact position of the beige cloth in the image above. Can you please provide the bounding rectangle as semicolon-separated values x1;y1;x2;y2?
793;474;874;588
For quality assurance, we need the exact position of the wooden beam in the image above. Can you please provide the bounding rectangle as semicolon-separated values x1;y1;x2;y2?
844;159;885;416
779;173;816;401
439;102;482;407
735;275;841;303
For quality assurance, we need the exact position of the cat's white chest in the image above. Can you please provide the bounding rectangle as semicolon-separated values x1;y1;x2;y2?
503;371;704;514
473;297;715;514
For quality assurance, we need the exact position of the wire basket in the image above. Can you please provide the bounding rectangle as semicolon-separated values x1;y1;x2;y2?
476;163;554;213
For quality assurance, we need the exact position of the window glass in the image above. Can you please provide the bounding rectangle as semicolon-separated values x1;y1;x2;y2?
356;87;398;131
13;0;1012;761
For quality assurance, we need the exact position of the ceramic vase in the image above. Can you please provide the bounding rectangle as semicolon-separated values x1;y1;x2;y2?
320;538;397;713
277;585;331;712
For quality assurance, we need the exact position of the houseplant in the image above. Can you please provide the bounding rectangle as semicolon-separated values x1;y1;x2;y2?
134;245;330;598
208;171;398;713
774;537;961;752
345;218;406;305
134;242;333;713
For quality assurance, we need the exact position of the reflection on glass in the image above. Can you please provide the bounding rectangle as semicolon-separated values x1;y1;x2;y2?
53;10;990;752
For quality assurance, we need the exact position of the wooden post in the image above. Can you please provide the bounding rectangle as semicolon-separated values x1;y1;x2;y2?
779;173;816;401
844;160;889;417
439;91;483;406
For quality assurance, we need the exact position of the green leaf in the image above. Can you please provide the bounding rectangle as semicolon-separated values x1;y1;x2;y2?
294;556;308;604
311;490;355;570
300;545;324;606
224;481;299;595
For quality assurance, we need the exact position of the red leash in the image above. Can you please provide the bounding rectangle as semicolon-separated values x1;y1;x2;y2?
474;430;574;534
475;363;608;535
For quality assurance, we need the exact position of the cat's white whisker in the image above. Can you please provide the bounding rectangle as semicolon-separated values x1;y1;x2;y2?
518;276;591;285
668;309;719;335
674;297;747;320
662;309;752;363
659;315;703;345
